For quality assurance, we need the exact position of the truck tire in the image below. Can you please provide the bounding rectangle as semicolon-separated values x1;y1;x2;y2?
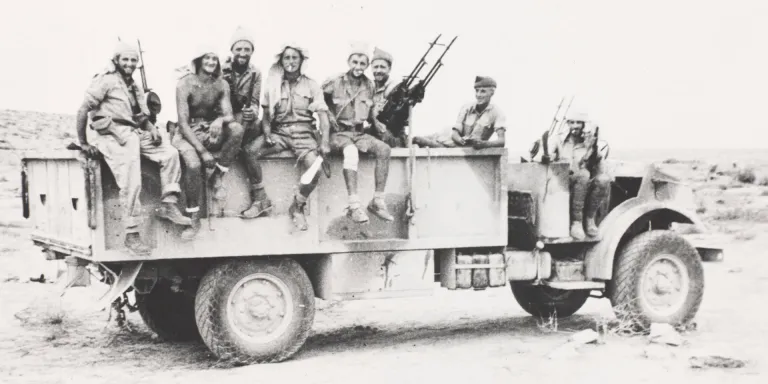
608;230;704;328
136;284;200;342
194;258;315;364
510;283;590;318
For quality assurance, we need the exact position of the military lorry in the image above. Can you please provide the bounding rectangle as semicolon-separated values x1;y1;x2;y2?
19;132;723;364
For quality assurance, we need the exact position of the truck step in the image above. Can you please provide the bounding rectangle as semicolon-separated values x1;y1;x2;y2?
544;281;605;290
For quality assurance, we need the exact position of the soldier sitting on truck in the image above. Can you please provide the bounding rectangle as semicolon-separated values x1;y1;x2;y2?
322;42;395;223
370;47;408;148
412;76;507;149
74;41;192;256
173;44;251;240
222;26;263;146
242;43;332;230
552;111;610;240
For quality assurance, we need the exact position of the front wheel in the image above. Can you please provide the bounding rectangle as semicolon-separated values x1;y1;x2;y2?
194;258;315;364
608;230;704;328
510;283;590;318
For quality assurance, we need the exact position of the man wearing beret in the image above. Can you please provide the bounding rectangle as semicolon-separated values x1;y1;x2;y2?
322;42;395;224
370;47;408;148
222;26;263;141
75;41;192;256
413;76;507;149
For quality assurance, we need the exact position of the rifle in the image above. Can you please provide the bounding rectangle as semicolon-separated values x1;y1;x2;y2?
376;34;458;135
137;39;162;120
530;95;574;163
580;125;600;171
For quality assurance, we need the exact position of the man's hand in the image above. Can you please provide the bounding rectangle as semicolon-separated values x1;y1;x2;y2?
265;134;276;147
79;143;101;158
201;151;216;169
242;106;256;122
319;140;331;156
472;140;488;150
208;122;222;145
148;126;162;146
452;131;466;146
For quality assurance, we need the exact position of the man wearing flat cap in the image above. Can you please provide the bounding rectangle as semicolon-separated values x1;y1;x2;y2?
74;41;192;256
322;42;395;224
222;26;263;141
173;44;254;240
413;76;507;149
370;47;408;148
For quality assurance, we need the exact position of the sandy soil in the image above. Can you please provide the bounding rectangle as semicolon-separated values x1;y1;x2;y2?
1;109;767;383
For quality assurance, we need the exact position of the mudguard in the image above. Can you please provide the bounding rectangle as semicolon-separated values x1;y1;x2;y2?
584;197;707;281
94;262;143;311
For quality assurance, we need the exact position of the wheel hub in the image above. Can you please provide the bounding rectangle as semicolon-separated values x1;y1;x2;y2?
640;253;690;317
227;274;293;344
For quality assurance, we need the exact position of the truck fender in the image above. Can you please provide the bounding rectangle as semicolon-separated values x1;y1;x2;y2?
94;262;143;312
584;198;706;281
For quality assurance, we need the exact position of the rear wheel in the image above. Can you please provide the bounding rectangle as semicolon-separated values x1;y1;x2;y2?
511;283;590;318
194;258;315;364
608;230;704;328
136;283;200;341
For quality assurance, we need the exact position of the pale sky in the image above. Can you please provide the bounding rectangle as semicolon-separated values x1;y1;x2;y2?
1;0;766;153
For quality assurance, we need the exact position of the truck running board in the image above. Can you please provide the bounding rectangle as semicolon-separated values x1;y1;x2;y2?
543;281;605;290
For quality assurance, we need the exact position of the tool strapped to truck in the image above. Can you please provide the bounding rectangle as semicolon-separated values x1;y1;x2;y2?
376;34;458;136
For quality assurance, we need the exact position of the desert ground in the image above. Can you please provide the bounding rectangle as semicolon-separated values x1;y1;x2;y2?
1;109;767;383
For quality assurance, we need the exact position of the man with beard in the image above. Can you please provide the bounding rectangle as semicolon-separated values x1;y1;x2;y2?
75;41;191;256
173;45;249;240
413;76;507;149
242;44;331;230
222;26;263;144
552;111;610;240
369;47;407;148
322;43;394;224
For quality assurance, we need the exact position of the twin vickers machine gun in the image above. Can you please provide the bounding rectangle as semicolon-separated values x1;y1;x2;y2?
376;34;458;137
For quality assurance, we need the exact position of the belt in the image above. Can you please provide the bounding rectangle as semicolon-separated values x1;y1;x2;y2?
92;115;139;128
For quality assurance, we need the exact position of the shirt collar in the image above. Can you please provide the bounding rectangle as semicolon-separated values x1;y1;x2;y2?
470;103;494;114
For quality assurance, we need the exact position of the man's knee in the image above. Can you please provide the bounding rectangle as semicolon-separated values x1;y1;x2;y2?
571;169;590;183
227;121;245;140
179;149;201;174
593;173;612;187
372;140;391;159
342;145;359;171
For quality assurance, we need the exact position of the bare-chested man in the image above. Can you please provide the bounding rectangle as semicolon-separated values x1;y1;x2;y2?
173;45;249;240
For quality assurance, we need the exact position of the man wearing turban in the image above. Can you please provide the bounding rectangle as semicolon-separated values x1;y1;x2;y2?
241;43;332;230
74;41;191;256
551;110;611;240
413;76;507;149
321;42;395;224
222;26;263;140
172;44;252;240
369;47;408;148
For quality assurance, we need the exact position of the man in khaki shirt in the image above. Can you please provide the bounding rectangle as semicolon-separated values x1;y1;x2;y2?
553;111;611;240
370;47;407;147
322;43;394;224
413;76;507;149
74;41;191;256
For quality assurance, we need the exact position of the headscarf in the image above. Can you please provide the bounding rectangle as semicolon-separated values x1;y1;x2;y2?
265;43;310;118
175;42;222;79
99;40;140;76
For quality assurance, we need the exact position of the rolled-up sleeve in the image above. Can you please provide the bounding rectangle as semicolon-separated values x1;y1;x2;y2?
83;75;110;110
308;79;329;113
493;109;507;133
453;104;469;135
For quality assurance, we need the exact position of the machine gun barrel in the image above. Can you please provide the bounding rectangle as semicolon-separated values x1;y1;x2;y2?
421;36;457;88
137;39;149;92
404;34;441;88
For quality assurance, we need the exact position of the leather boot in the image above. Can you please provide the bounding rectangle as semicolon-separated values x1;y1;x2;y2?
155;202;193;226
180;211;201;241
289;194;309;231
570;173;588;240
241;187;273;219
584;177;610;238
124;232;151;256
368;196;394;221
